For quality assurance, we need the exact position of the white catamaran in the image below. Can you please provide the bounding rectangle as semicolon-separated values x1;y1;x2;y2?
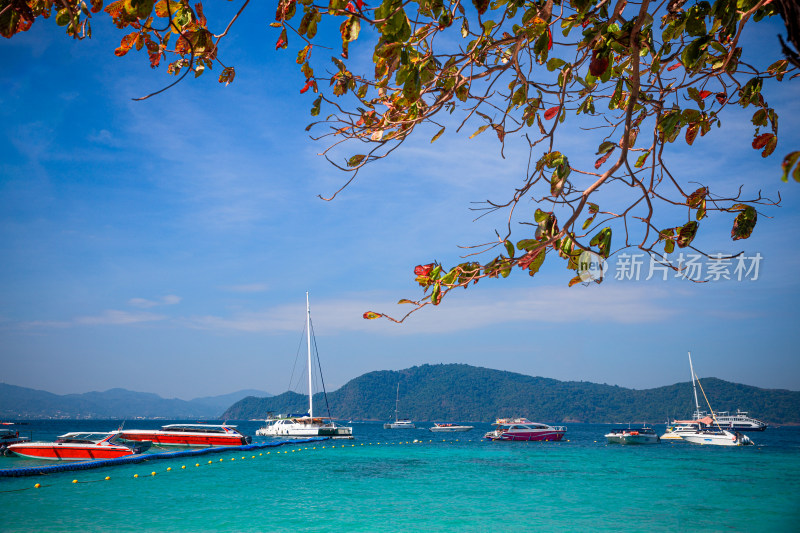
255;294;353;439
384;383;415;429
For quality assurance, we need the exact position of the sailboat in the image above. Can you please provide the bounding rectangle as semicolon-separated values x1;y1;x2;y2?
675;352;753;446
255;294;353;439
384;383;415;429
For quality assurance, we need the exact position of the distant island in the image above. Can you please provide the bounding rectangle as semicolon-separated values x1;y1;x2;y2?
0;384;270;419
223;364;800;425
3;364;798;423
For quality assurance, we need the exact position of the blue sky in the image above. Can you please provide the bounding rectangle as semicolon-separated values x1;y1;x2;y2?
1;4;798;400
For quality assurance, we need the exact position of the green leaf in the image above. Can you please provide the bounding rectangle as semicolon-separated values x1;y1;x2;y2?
347;154;366;167
731;206;757;240
504;240;515;259
780;151;800;182
677;221;698;248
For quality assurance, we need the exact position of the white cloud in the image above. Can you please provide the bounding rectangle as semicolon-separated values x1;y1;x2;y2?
73;310;166;325
181;284;677;335
129;295;182;308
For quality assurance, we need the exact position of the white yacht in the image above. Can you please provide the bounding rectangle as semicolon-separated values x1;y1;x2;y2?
673;352;755;446
710;410;767;431
255;294;353;439
384;383;415;429
680;429;753;446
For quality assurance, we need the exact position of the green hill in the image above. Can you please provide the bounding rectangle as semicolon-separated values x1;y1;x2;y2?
222;364;800;424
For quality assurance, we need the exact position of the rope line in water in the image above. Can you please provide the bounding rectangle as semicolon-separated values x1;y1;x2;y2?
4;438;487;490
0;437;329;478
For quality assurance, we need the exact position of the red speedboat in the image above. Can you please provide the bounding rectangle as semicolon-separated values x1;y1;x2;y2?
6;432;150;460
119;424;251;447
484;418;567;441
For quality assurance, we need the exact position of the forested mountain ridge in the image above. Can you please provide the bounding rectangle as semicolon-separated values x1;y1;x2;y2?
222;364;800;424
0;383;270;419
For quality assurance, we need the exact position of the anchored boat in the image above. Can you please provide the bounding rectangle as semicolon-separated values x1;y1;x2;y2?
6;431;150;460
255;293;353;439
605;426;660;444
119;424;251;447
384;383;415;429
484;418;566;441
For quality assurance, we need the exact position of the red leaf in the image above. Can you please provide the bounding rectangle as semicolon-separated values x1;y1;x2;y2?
667;62;682;71
685;123;699;145
356;0;366;9
544;106;560;120
547;28;552;50
114;32;138;57
363;311;382;320
715;92;727;105
346;1;355;12
752;133;773;150
414;264;434;276
699;90;712;99
594;151;611;169
589;49;608;77
300;79;314;93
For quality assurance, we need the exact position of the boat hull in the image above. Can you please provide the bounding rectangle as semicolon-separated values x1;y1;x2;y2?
429;425;473;432
7;443;136;461
485;431;565;442
119;431;248;447
606;435;660;444
680;431;753;446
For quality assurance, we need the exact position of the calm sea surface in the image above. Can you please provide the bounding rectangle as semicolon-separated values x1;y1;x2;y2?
1;420;798;532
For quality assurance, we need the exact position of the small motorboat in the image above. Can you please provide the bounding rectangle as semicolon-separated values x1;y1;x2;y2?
1;428;30;455
119;424;251;447
6;431;151;460
429;423;474;432
484;418;566;441
605;426;660;444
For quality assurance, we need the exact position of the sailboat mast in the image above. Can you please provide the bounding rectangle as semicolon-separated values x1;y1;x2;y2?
395;383;400;422
688;351;700;417
307;292;313;419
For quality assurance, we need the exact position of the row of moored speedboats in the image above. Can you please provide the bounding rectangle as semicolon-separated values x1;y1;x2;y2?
2;424;251;461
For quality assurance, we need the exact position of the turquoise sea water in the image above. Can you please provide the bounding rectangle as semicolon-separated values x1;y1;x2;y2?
2;420;799;532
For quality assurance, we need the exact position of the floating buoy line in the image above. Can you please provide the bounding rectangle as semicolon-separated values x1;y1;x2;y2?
0;437;560;490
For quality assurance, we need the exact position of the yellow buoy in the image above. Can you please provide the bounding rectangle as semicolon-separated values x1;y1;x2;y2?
259;453;263;456
181;465;186;469
34;483;41;489
219;459;223;462
242;456;245;459
151;472;156;476
72;479;78;484
167;467;172;471
105;476;111;480
231;458;235;461
195;463;200;467
134;474;139;478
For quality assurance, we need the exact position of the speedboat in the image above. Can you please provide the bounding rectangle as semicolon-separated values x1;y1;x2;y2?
680;429;753;446
429;423;474;432
119;424;251;447
256;416;353;438
1;428;30;455
484;418;566;441
6;431;151;460
605;426;660;444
